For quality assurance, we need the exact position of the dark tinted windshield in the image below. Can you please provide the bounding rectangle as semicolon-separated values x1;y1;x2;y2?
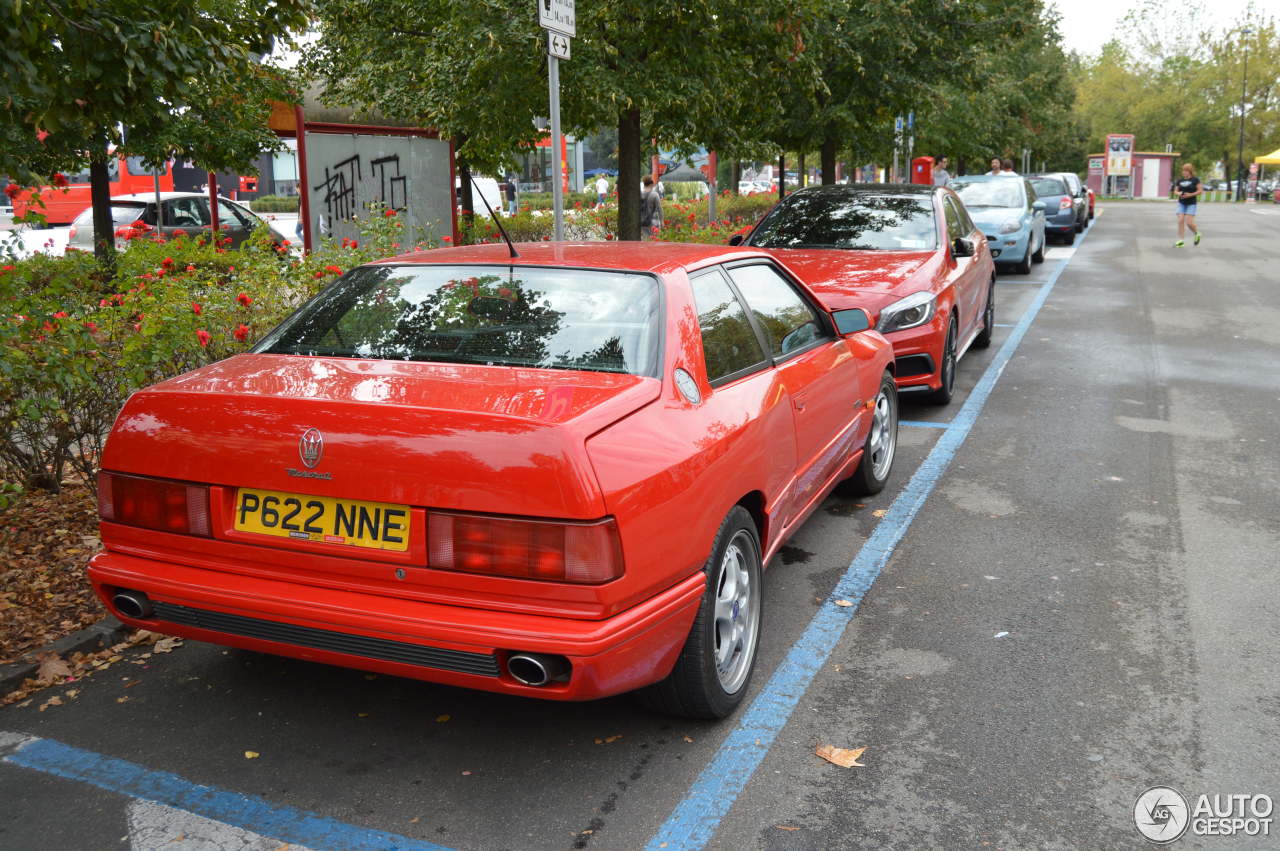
1030;178;1067;197
749;192;937;250
951;179;1025;209
256;265;662;376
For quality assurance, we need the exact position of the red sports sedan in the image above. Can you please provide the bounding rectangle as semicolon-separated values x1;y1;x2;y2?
733;184;997;404
89;242;896;718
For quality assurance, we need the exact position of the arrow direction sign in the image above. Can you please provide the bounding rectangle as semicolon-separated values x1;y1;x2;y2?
538;0;575;37
548;31;571;60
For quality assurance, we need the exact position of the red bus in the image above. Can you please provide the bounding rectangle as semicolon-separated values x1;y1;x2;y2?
11;156;175;225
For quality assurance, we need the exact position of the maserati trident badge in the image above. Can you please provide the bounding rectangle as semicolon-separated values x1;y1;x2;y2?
298;428;324;469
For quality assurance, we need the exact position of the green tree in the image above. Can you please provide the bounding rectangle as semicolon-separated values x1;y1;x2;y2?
1;0;310;263
305;0;819;240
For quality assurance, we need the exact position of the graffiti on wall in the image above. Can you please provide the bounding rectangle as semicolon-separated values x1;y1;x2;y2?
303;133;452;246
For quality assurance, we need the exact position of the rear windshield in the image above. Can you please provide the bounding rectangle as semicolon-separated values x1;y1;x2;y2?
951;179;1025;209
71;204;149;228
1030;178;1067;197
749;193;937;250
256;265;662;376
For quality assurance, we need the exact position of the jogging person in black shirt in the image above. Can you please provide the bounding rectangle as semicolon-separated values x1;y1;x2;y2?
1174;163;1203;247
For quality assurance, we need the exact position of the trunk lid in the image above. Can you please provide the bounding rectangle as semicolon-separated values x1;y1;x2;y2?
103;354;660;518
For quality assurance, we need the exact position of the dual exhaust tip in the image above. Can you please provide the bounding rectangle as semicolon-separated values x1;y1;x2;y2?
112;588;153;620
506;652;571;687
113;587;571;688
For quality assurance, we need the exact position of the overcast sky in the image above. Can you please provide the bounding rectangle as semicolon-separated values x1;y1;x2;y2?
1052;0;1264;56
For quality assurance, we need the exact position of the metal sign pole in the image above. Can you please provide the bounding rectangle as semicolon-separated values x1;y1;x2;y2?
549;54;565;241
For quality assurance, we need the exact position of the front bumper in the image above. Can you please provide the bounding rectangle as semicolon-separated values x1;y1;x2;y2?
885;312;947;393
89;550;704;701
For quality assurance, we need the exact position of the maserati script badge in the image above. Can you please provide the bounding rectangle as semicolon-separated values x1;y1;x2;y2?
298;428;324;469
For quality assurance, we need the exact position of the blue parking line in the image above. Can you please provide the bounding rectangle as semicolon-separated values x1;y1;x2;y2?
898;419;949;429
996;279;1050;284
994;323;1015;327
646;223;1092;850
2;733;449;851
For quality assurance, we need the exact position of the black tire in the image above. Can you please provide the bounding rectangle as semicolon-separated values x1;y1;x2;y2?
638;506;762;719
973;280;995;349
842;371;898;495
1062;229;1076;245
1074;215;1084;233
1015;242;1032;275
1031;234;1045;263
927;317;957;405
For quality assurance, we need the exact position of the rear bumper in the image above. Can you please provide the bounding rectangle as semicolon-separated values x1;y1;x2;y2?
89;551;704;701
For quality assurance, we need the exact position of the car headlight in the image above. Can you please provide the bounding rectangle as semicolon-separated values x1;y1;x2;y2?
876;291;937;333
999;219;1021;234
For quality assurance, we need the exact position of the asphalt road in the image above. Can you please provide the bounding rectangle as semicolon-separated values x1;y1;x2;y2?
3;202;1277;850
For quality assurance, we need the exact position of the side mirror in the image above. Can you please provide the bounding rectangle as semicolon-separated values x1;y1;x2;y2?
727;233;745;246
952;237;975;258
1032;200;1046;211
832;308;873;334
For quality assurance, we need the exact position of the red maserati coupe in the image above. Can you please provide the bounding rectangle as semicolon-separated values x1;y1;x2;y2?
734;184;997;404
89;242;896;718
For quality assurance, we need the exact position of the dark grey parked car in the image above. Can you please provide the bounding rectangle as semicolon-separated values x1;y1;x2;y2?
66;192;271;251
1034;172;1088;234
1027;176;1081;244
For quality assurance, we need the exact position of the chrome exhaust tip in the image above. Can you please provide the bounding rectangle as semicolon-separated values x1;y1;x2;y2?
507;653;570;687
112;589;153;619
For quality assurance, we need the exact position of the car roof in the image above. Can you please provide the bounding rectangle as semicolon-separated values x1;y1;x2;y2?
790;183;936;199
110;192;239;203
385;241;779;275
950;174;1023;182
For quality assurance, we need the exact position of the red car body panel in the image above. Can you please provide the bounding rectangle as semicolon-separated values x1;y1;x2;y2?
760;188;996;395
89;242;894;701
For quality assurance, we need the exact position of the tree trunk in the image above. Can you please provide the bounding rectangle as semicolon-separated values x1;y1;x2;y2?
798;152;805;187
89;156;115;269
617;108;642;241
821;138;837;185
458;161;475;232
778;154;786;200
732;161;742;195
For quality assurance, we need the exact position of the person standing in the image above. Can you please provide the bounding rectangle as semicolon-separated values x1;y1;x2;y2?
933;156;952;187
595;175;610;207
1000;158;1017;175
985;157;1002;175
505;176;518;217
1174;162;1203;247
640;175;662;240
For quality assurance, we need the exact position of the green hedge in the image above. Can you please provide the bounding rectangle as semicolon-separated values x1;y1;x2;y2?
248;195;300;213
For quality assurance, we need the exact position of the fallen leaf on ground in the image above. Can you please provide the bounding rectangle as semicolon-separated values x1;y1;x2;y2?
244;751;260;759
153;637;181;653
435;714;450;723
116;695;129;704
776;826;801;831
604;734;622;743
38;695;63;711
872;509;888;518
35;651;73;681
409;817;420;824
815;744;866;768
834;599;854;607
683;736;694;743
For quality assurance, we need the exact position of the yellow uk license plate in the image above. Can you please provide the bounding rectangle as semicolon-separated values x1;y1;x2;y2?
233;488;410;552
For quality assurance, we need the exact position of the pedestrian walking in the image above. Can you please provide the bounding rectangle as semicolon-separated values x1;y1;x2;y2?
933;156;951;187
505;177;518;217
640;176;663;240
1174;162;1203;247
595;175;609;207
986;157;1003;175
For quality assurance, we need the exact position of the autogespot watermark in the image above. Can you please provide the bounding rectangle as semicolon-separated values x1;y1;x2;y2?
1134;786;1273;843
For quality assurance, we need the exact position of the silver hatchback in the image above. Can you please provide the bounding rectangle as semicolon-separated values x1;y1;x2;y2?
66;192;269;251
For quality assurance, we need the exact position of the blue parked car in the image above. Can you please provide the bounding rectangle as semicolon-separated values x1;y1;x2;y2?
949;175;1046;274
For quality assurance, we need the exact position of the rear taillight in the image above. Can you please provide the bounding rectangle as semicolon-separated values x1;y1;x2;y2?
68;225;77;240
97;471;211;536
1059;197;1073;209
428;512;623;583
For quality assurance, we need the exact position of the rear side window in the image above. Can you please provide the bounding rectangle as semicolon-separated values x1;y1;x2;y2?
724;264;827;358
690;271;767;383
164;198;209;227
73;205;146;229
257;265;662;377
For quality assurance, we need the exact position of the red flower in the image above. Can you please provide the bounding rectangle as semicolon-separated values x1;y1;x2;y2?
498;287;513;298
4;184;21;199
52;311;68;319
172;228;187;237
186;264;196;272
348;239;357;249
313;271;324;279
161;257;174;269
52;173;69;188
384;208;397;217
233;323;249;342
196;329;211;347
192;302;202;316
604;233;615;240
441;236;452;243
83;321;98;333
324;265;342;275
236;292;252;307
41;321;56;332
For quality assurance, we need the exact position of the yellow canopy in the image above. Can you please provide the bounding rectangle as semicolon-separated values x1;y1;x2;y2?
1255;148;1280;164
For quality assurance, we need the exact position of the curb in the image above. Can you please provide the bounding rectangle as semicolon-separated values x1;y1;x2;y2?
0;616;130;696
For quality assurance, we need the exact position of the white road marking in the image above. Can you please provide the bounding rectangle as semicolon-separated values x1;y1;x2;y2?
127;800;315;851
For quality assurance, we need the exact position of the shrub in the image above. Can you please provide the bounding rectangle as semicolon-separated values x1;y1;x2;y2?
248;194;300;213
